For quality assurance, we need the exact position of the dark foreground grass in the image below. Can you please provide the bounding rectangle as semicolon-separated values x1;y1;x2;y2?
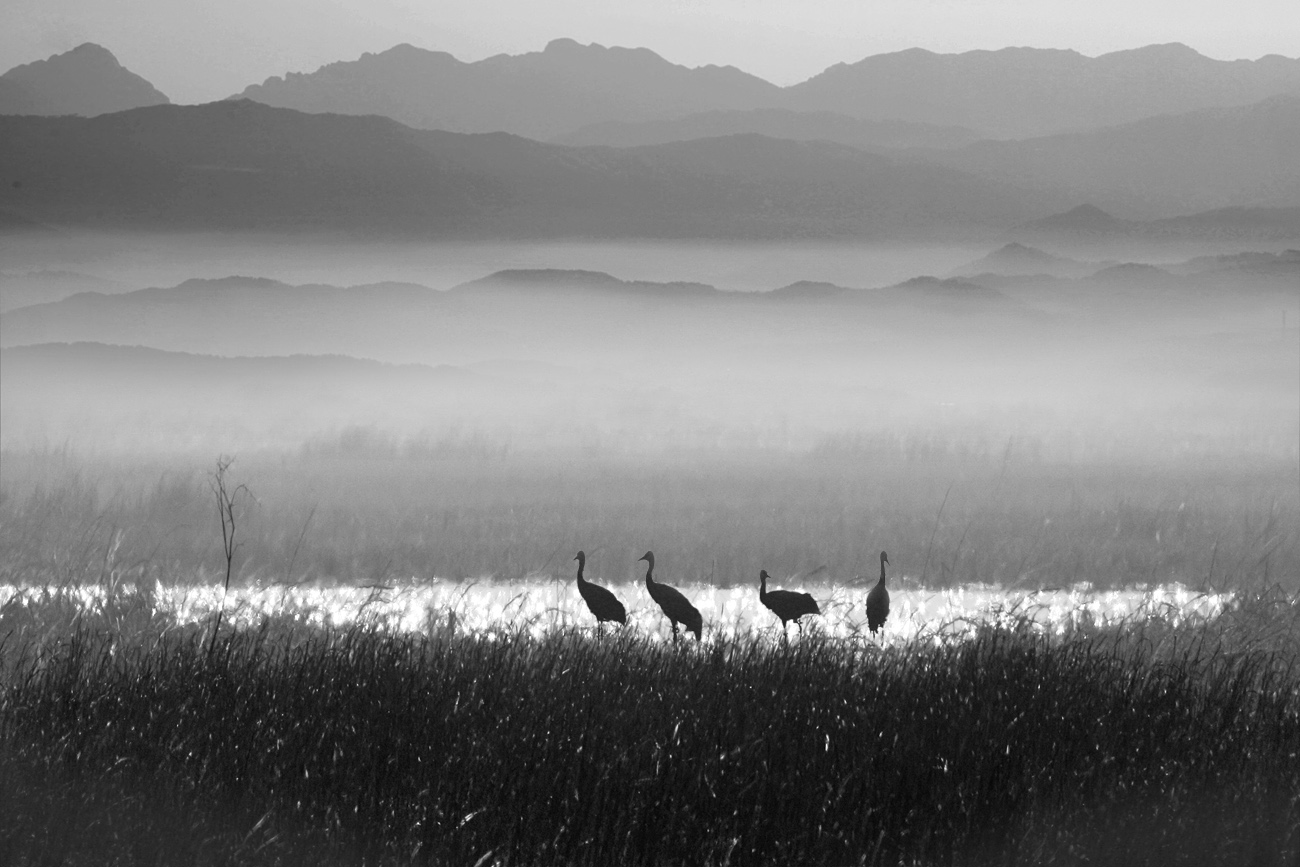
2;601;1299;867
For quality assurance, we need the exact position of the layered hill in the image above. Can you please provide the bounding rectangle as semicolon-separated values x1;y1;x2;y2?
0;100;1055;239
0;267;1036;356
236;39;781;141
789;43;1300;139
928;96;1300;217
0;43;169;116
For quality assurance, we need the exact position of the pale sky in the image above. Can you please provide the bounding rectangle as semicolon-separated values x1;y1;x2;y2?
2;0;1296;104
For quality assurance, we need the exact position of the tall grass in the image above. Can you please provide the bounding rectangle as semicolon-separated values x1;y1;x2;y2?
2;597;1298;866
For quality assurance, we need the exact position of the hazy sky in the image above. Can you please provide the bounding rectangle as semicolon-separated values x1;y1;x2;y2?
2;0;1296;104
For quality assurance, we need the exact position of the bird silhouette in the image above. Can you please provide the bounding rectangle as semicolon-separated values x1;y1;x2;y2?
638;551;702;642
866;551;890;635
574;551;626;629
758;569;820;636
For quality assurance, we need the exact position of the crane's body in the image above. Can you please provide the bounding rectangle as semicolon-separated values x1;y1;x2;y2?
639;551;702;641
866;551;890;635
759;569;820;634
574;551;626;627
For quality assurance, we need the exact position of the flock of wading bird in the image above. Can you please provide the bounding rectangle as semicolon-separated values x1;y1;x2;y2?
573;550;892;641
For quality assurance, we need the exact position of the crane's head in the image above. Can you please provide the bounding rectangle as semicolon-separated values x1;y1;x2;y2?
638;551;654;567
759;569;770;582
574;551;585;564
880;551;889;565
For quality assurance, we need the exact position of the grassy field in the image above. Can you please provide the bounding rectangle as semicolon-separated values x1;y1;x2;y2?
1;584;1298;866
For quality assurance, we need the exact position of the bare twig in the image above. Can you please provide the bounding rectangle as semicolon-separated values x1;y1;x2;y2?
207;456;252;660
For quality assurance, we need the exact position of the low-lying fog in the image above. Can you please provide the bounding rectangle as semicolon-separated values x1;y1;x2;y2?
1;232;1297;461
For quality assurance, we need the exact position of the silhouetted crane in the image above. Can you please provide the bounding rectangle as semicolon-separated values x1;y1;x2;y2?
758;569;820;636
574;550;626;629
866;551;890;635
638;551;702;642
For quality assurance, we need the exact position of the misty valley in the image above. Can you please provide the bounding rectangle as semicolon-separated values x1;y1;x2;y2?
2;31;1299;867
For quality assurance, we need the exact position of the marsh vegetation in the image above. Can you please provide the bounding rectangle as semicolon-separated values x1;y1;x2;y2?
2;234;1296;864
1;440;1297;865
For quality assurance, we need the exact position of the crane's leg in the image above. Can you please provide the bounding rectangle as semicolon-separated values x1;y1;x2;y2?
671;621;679;643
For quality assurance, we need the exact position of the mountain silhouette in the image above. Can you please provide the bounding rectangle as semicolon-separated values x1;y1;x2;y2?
788;43;1300;139
928;95;1300;216
1019;205;1133;236
232;40;1300;141
0;43;169;116
0;100;1056;239
950;243;1095;278
235;39;781;140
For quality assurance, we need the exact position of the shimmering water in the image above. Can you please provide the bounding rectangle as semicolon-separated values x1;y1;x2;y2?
0;577;1231;643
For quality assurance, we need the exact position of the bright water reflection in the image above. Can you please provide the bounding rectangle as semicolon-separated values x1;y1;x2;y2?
0;578;1232;643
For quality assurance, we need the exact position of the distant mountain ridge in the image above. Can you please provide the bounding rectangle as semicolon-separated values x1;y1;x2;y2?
231;39;1300;141
0;43;169;116
237;39;781;141
950;243;1096;278
789;43;1300;138
928;96;1300;217
0;266;1031;356
0;100;1056;239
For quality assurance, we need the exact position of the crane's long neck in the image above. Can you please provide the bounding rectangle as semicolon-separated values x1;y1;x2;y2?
877;558;888;588
576;559;586;585
759;572;767;600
